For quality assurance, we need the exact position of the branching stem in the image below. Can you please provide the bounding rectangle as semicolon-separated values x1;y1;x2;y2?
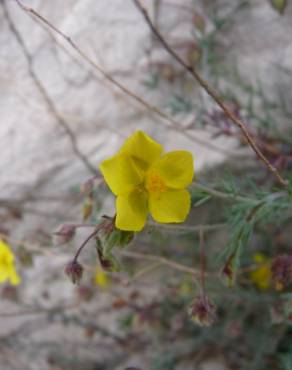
132;0;288;188
13;0;238;157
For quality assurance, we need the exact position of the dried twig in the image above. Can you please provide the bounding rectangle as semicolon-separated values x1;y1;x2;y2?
120;250;202;276
73;224;101;262
132;0;288;188
13;0;238;157
0;301;78;318
147;220;225;233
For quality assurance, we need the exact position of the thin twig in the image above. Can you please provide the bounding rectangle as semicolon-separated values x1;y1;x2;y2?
128;261;162;283
73;225;100;262
132;0;288;188
192;182;287;203
147;220;225;233
199;228;206;299
13;0;238;157
0;301;78;318
192;182;257;203
120;250;201;276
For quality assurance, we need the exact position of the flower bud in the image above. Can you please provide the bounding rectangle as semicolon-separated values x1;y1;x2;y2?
64;260;83;284
221;254;235;288
188;294;217;327
99;216;134;255
80;177;95;196
192;11;206;32
53;224;76;245
271;254;292;291
82;199;93;221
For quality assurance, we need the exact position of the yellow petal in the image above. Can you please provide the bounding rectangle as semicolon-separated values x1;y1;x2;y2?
0;269;8;283
120;131;163;170
100;153;142;195
149;189;191;223
152;151;194;189
9;268;21;286
116;190;148;231
250;265;271;291
0;240;14;262
253;253;268;264
94;268;109;289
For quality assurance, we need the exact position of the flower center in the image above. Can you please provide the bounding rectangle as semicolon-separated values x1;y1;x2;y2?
146;172;166;193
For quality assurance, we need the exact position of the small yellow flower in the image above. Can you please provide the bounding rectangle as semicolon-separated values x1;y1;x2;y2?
249;253;271;291
0;239;21;286
100;131;194;231
94;268;109;289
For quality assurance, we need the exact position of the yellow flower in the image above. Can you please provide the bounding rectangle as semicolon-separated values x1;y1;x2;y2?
0;239;21;285
94;268;109;289
100;131;194;231
249;253;271;291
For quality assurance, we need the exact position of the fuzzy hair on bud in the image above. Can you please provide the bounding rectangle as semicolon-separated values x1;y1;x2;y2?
188;294;217;327
53;224;76;245
64;260;83;284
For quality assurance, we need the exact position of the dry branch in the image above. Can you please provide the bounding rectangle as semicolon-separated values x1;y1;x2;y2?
132;0;288;188
13;0;238;157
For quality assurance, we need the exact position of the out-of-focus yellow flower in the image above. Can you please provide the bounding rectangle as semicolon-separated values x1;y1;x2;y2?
100;131;194;231
94;268;109;289
249;253;271;291
0;240;21;286
179;279;192;296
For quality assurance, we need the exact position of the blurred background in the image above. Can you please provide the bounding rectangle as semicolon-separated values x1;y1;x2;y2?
1;0;292;369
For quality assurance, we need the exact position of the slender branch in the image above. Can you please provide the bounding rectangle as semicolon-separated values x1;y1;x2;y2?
199;228;206;299
192;182;287;203
13;0;238;157
3;1;98;176
0;301;78;318
73;225;100;262
192;182;257;203
120;250;202;276
147;221;225;233
129;261;162;283
132;0;288;188
56;313;125;344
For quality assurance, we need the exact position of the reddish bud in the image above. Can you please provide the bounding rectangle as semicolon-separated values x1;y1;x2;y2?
112;298;128;309
80;178;95;196
53;224;76;245
65;260;83;284
96;246;114;270
271;254;292;290
82;199;93;221
188;294;217;327
192;11;206;32
221;254;235;287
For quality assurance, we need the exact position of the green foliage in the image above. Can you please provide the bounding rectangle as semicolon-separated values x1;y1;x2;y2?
166;95;193;115
279;353;292;370
143;72;160;90
270;0;287;14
